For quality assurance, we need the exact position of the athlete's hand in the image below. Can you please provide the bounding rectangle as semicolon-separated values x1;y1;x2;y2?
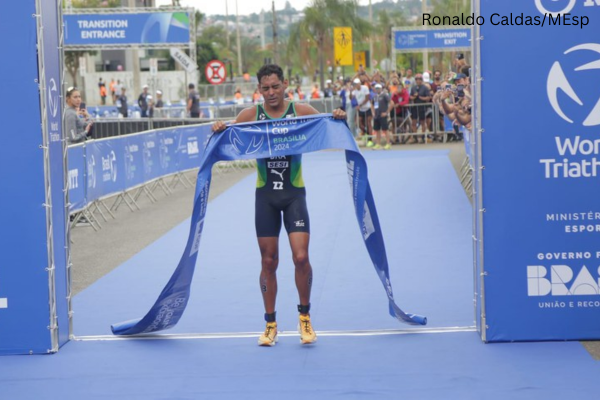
211;120;228;133
332;109;346;120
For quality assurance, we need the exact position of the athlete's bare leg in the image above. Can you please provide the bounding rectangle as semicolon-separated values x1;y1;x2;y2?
288;232;312;306
258;237;279;314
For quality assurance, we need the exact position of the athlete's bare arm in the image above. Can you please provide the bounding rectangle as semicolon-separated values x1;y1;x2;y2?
294;102;347;120
211;106;257;133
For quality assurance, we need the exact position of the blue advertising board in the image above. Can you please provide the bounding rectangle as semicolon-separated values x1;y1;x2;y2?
394;28;471;52
478;0;600;341
0;1;53;354
64;12;190;46
41;0;70;348
123;134;146;189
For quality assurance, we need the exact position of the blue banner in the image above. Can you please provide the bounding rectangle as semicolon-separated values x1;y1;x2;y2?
394;28;471;52
111;115;426;335
64;12;190;46
0;0;53;355
478;0;600;341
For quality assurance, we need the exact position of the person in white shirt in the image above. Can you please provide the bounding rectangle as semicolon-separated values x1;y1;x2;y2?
350;78;373;144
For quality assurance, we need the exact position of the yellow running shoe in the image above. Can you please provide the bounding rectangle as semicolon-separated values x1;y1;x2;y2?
258;322;278;346
384;143;392;150
373;144;381;150
298;314;317;344
366;140;374;148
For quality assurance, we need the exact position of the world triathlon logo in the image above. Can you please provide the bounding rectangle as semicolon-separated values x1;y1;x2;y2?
229;126;265;155
547;43;600;127
47;78;59;118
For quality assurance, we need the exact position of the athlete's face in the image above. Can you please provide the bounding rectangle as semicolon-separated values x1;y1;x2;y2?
259;74;288;109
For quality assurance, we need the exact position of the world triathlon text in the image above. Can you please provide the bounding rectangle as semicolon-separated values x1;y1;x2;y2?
540;137;600;179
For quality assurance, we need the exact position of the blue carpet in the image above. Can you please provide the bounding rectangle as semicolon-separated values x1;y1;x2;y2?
1;150;597;400
0;333;597;400
72;149;473;335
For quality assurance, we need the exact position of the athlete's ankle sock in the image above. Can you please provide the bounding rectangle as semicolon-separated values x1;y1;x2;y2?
297;304;310;315
264;312;276;323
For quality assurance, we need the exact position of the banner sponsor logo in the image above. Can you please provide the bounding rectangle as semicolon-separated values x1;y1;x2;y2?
528;262;600;297
187;138;199;155
539;43;600;179
68;169;79;189
362;201;375;240
229;127;264;155
101;150;118;183
87;154;96;189
547;43;600;127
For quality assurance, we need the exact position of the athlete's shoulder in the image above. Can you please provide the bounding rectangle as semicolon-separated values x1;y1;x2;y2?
235;105;258;123
293;102;319;116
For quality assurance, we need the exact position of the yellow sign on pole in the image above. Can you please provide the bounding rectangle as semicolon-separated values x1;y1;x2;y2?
353;51;366;72
334;27;353;66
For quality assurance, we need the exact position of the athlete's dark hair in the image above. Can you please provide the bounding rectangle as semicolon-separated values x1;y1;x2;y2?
257;64;284;83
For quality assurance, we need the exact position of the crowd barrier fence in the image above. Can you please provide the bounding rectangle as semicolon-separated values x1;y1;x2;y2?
67;124;216;230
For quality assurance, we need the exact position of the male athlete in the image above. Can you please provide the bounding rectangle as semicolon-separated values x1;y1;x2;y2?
212;64;346;346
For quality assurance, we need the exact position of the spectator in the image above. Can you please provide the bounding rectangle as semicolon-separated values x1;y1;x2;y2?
147;95;155;118
114;80;122;103
254;88;264;104
353;64;372;82
454;53;467;73
64;86;93;144
431;70;445;133
187;83;200;118
409;74;432;143
234;87;244;104
323;80;334;98
403;68;415;88
311;84;320;99
422;72;434;133
371;83;392;150
390;81;410;142
98;78;107;105
295;84;305;100
435;73;470;141
155;90;164;108
351;78;373;146
138;85;149;117
109;79;116;103
117;87;128;118
286;88;295;101
338;78;357;136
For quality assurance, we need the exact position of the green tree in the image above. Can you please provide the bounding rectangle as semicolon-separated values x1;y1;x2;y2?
374;9;407;71
289;0;371;89
196;39;219;84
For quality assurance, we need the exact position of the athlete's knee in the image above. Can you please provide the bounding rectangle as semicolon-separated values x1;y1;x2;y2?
261;255;278;272
293;251;310;268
